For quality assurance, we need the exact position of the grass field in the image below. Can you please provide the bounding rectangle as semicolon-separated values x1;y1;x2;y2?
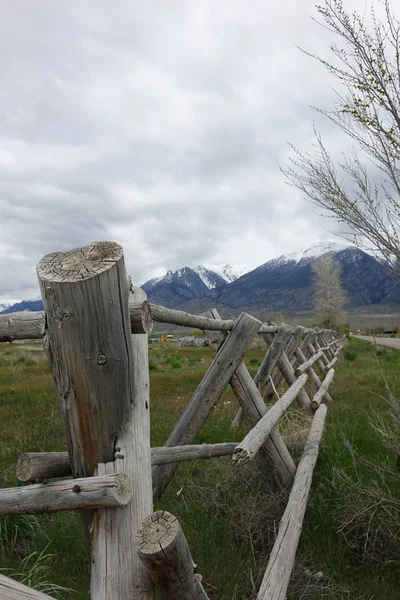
0;337;399;599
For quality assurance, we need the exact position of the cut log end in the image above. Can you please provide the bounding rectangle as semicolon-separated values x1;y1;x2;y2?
136;510;179;555
16;454;31;481
114;472;132;506
36;241;123;283
232;448;250;466
130;300;154;334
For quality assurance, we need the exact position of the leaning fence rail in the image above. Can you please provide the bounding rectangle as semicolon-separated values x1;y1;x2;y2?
0;241;345;600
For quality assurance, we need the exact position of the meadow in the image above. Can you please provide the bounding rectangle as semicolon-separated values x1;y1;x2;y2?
0;337;399;599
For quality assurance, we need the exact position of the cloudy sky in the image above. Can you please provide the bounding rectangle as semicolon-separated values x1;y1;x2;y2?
0;0;371;303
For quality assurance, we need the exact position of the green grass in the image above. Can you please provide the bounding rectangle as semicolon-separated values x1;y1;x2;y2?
0;339;399;598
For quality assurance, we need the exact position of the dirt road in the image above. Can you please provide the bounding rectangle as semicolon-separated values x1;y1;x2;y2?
354;335;400;350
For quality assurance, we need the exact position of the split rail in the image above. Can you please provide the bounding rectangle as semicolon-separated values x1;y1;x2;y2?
0;241;345;600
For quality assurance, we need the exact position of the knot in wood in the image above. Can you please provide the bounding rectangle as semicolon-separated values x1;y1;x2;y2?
72;485;81;493
97;354;107;365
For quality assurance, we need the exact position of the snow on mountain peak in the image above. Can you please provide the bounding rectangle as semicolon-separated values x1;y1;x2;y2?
204;264;249;284
273;242;354;266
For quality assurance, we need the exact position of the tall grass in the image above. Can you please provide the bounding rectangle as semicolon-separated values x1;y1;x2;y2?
0;340;399;598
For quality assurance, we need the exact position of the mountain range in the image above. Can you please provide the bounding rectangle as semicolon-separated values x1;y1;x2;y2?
2;242;400;315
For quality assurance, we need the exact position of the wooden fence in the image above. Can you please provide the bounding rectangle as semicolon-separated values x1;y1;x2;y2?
0;241;345;600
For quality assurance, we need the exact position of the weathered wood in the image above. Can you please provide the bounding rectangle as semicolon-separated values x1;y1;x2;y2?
311;368;335;410
0;302;154;343
151;443;238;465
150;303;283;334
0;473;130;515
326;356;338;370
152;312;262;497
202;310;296;485
262;332;301;403
17;452;71;482
137;511;210;600
230;364;296;484
257;404;328;600
314;337;330;366
296;351;323;374
150;303;234;331
37;242;137;475
17;443;239;482
274;351;312;413
1;302;325;345
0;311;45;343
294;346;333;404
129;300;153;333
254;327;292;391
90;286;155;600
0;574;56;599
231;406;245;429
37;243;154;600
308;341;327;376
233;374;309;466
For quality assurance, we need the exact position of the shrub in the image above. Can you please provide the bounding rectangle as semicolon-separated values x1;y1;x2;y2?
188;356;201;365
149;361;158;372
376;349;400;363
344;349;356;361
167;358;182;369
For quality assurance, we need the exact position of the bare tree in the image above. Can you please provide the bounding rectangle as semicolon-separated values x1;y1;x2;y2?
283;0;400;269
312;254;346;330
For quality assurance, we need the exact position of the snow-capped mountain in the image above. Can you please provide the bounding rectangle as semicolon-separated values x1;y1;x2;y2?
141;266;228;307
204;264;249;284
141;264;249;307
0;296;43;314
193;264;248;289
270;242;352;267
4;243;400;314
0;304;11;313
216;243;398;310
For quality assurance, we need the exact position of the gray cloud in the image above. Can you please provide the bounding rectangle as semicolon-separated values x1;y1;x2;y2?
0;0;362;302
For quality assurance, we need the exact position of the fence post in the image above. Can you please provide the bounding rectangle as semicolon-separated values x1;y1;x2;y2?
37;241;154;600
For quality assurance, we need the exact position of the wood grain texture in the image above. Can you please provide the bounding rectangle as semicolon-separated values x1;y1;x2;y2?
0;473;130;515
90;286;155;600
275;351;312;413
37;241;133;477
202;311;296;485
130;301;153;334
137;511;210;600
17;452;71;482
233;374;308;466
152;312;262;497
296;351;323;374
254;327;292;391
0;312;45;343
16;443;239;482
37;243;153;600
307;341;327;377
311;368;335;410
257;404;328;600
151;443;237;465
0;575;56;599
294;346;333;404
150;304;234;331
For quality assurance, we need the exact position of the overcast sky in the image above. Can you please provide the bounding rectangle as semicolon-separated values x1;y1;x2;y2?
0;0;372;303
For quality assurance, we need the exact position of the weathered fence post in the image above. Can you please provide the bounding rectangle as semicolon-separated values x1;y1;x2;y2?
37;241;154;600
152;312;262;496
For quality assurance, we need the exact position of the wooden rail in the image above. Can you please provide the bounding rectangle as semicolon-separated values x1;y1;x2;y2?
0;240;345;600
0;304;334;343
